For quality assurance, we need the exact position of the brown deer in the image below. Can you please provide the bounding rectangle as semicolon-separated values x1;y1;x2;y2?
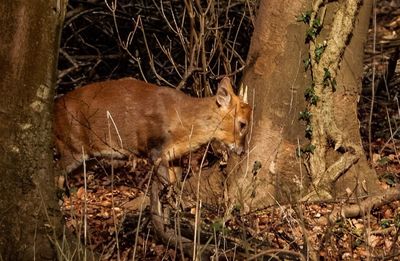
54;77;251;173
54;76;252;257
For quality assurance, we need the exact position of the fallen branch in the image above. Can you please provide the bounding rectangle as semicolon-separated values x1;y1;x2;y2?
330;185;400;221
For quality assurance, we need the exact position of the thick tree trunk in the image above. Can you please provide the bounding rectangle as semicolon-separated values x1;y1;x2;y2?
0;1;66;260
227;0;380;211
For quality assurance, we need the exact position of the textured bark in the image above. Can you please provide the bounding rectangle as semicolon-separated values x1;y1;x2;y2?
227;0;380;211
0;0;66;260
328;0;379;200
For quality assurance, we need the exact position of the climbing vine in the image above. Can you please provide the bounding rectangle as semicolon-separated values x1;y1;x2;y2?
296;0;363;200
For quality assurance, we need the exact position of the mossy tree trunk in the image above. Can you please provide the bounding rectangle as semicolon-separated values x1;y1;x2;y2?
227;0;380;211
0;0;66;259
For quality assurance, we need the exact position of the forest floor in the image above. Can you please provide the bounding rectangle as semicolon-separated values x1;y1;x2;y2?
60;2;400;260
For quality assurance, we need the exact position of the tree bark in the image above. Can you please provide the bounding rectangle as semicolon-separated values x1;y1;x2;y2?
0;0;66;260
227;0;380;211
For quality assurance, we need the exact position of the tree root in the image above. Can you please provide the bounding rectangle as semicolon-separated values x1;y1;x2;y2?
329;185;400;222
150;179;214;259
319;151;360;185
304;149;360;201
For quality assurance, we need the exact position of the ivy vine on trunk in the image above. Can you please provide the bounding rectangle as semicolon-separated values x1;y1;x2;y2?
299;0;364;200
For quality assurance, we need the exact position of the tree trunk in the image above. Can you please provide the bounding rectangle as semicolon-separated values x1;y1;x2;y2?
227;0;380;211
0;1;66;260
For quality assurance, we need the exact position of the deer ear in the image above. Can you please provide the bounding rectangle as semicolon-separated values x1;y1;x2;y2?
216;84;232;107
216;77;233;107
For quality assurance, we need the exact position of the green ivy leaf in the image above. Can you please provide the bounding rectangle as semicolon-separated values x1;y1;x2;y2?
305;125;313;139
299;110;312;121
297;11;311;24
303;58;311;70
323;68;331;86
313;18;321;28
306;18;322;41
304;86;315;98
309;95;319;105
306;27;317;40
302;144;316;154
323;68;331;79
304;85;319;106
314;43;326;63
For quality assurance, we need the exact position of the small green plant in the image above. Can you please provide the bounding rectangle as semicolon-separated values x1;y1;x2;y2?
378;156;389;165
379;172;397;186
379;219;391;228
211;220;228;233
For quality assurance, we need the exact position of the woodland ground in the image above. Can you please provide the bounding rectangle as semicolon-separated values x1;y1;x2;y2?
59;1;400;260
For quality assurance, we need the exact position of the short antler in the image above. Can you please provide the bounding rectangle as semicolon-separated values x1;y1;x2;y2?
239;83;248;104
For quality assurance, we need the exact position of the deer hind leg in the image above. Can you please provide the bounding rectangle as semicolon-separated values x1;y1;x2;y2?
149;157;172;235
